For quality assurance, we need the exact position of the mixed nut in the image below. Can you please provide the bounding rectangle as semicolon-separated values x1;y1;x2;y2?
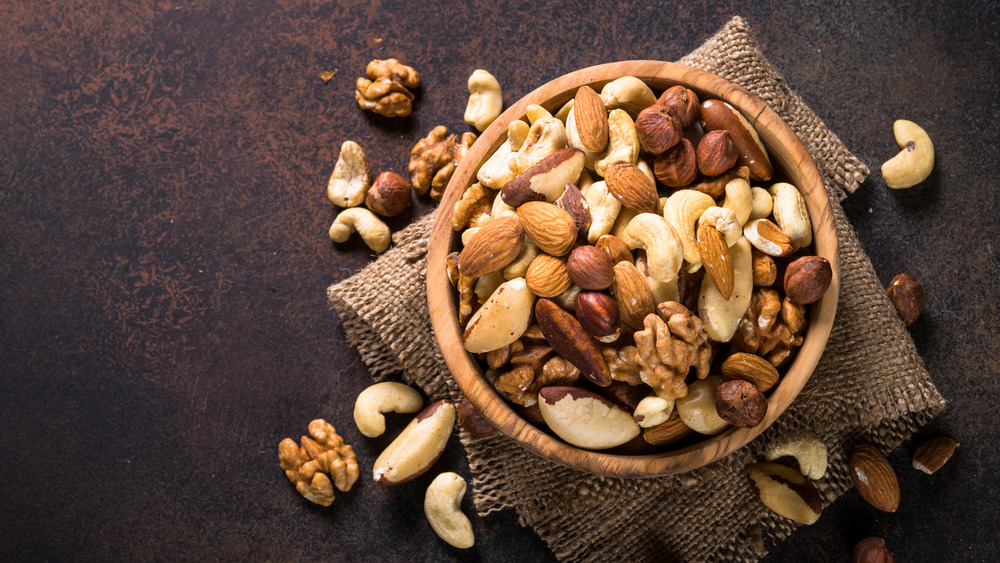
447;77;834;453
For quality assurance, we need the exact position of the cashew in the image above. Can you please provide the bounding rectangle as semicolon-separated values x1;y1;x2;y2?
329;207;391;253
584;180;622;244
502;240;539;280
353;382;424;438
464;69;503;133
663;189;716;270
621;213;683;283
636;252;679;305
594;109;640;177
525;103;552;124
722;176;753;226
748;186;773;221
698;206;742;247
327;140;370;207
478;139;517;190
566;107;600;171
599;76;656;118
491;192;518;220
463;278;536;353
768;182;812;250
609;206;639;240
508;120;530;151
474;270;505;304
697;237;753;342
881;119;934;189
765;435;829;480
636;158;655;185
424;472;474;549
510;117;568;174
460;227;480;247
633;395;674;428
576;168;595;198
675;376;730;435
554;98;574;124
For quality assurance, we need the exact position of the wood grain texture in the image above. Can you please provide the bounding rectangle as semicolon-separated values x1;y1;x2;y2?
428;61;838;478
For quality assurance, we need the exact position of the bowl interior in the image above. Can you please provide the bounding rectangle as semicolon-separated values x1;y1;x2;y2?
427;61;839;478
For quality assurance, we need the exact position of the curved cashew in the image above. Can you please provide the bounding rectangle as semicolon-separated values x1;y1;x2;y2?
464;69;503;132
599;76;656;118
768;182;812;250
508;120;530;151
566;107;600;171
609;206;638;239
622;213;683;283
502;240;539;280
722;176;753;226
510;117;568;175
491;192;518;220
327;140;370;207
881;119;934;189
329;207;391;253
663;189;716;270
424;472;474;549
633;395;674;428
460;227;480;247
749;186;773;221
554;98;574;124
698;237;753;342
698;206;742;247
594;109;640;177
636;251;679;305
353;382;424;438
463;277;535;353
584;180;622;244
525;103;552;124
765;435;829;480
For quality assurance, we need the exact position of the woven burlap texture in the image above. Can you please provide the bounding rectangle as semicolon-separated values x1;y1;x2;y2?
328;16;945;562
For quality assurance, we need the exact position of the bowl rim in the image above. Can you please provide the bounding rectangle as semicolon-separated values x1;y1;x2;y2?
426;60;839;478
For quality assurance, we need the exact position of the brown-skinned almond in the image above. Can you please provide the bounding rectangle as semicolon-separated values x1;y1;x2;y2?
525;254;571;298
517;201;577;256
604;161;659;214
912;437;958;474
849;444;900;512
457;217;524;278
721;352;779;391
573;86;609;153
612;261;655;330
567;245;615;290
534;298;611;387
596;234;633;264
696;223;734;300
744;218;793;257
642;410;693;446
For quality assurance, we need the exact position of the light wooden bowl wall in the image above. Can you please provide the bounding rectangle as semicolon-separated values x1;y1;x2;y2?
427;61;838;478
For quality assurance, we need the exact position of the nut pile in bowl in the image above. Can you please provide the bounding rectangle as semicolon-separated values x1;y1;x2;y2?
429;62;838;476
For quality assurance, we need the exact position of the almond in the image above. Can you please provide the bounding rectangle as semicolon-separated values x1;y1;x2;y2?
534;298;612;387
573;86;609;153
743;218;793;257
501;148;586;207
696;223;734;299
720;352;779;392
517;201;577;256
612;261;655;330
537;386;639;449
642;410;693;446
912;437;958;474
596;234;633;264
566;245;615;290
747;462;823;524
525;254;571;298
604;161;659;214
457;217;525;278
849;444;901;512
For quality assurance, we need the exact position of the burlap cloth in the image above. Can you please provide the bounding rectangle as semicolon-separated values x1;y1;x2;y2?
328;16;946;562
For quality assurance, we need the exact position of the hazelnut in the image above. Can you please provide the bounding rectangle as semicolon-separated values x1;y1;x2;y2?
656;85;700;127
696;130;739;177
598;380;651;412
635;104;681;155
715;379;768;427
567;245;615;290
783;255;832;305
653;137;698;188
574;291;620;338
886;272;924;325
853;537;895;563
456;397;496;439
365;171;412;217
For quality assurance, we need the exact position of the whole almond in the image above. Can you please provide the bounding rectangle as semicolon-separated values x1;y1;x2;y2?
457;217;525;278
517;201;577;256
604;161;659;214
567;245;615;290
912;436;958;474
696;223;734;299
612;261;655;330
534;298;612;387
526;254;571;298
596;234;633;264
573;86;609;153
653;137;698;188
721;352;779;391
642;410;693;446
849;444;900;512
456;397;496;439
744;218;793;257
574;291;620;338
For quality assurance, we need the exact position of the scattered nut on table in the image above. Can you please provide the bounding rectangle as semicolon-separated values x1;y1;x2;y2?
912;436;958;474
424;472;475;549
353;381;424;438
329;207;391;253
886;272;924;325
355;58;420;118
278;419;359;506
373;400;456;485
853;536;895;563
848;444;900;512
881;119;933;189
464;69;503;132
747;462;823;524
365;171;413;217
327;140;371;207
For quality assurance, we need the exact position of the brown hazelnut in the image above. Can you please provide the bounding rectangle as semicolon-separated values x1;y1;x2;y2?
597;380;651;412
656;85;700;127
783;255;833;305
653;137;698;188
456;397;496;439
567;245;615;290
886;272;924;325
696;130;738;177
853;537;895;563
365;171;412;217
635;104;681;155
715;379;768;427
574;291;620;338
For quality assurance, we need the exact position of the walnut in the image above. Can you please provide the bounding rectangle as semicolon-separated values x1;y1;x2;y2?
452;183;493;231
409;126;465;198
278;419;359;507
494;341;554;405
431;132;478;202
732;288;805;367
633;302;712;401
601;345;644;386
355;58;420;118
457;272;475;325
536;355;581;389
751;248;777;287
446;252;461;286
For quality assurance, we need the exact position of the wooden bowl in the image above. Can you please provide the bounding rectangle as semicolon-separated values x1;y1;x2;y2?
426;61;838;478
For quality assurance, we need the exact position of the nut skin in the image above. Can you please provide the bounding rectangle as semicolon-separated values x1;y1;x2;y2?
596;234;634;264
697;130;739;177
642;410;693;446
653;138;698;188
635;104;682;155
912;436;958;474
365;171;412;217
574;291;620;338
573;85;609;153
887;273;924;325
699;99;773;181
783;255;833;305
849;444;901;512
657;85;700;127
456;397;496;439
567;245;616;290
853;537;895;563
715;379;768;427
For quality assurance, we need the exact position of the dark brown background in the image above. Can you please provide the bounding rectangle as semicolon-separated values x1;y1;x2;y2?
1;1;998;561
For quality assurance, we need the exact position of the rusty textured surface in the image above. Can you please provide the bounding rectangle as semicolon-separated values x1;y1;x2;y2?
0;1;997;561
